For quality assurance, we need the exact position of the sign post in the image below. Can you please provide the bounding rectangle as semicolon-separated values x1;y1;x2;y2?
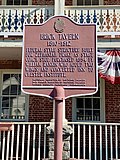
22;15;97;160
54;86;64;160
54;1;65;160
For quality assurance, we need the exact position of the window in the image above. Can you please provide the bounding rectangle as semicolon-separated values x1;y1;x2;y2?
7;0;28;5
73;0;103;5
0;71;28;121
72;79;105;122
2;0;32;5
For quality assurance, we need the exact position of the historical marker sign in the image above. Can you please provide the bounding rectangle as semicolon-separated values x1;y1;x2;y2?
22;16;98;98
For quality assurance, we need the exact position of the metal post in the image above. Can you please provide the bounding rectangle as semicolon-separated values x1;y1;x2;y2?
54;86;65;160
53;2;65;160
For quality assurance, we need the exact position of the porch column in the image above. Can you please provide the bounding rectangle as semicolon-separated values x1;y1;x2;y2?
54;0;65;15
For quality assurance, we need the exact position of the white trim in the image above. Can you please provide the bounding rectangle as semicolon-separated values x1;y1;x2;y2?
73;0;77;5
99;0;103;5
72;97;77;121
97;32;120;36
100;78;105;122
97;41;120;48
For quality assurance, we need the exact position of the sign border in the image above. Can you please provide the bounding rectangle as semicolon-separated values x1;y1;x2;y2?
21;15;98;98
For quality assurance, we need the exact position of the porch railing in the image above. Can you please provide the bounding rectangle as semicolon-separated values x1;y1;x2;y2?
68;122;120;160
0;122;120;160
0;122;50;160
65;5;120;35
0;5;54;36
0;5;120;36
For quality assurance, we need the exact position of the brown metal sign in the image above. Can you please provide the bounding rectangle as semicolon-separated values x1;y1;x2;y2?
22;16;98;99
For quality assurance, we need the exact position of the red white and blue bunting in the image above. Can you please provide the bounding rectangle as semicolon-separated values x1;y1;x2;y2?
98;50;120;84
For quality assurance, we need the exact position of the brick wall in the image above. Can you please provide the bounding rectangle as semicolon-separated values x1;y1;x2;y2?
0;60;21;69
65;98;72;121
32;0;120;5
29;96;72;122
29;95;53;121
65;0;72;5
104;0;120;5
32;0;54;5
32;0;72;5
105;81;120;122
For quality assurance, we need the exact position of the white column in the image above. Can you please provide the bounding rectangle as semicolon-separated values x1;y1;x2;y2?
54;0;65;15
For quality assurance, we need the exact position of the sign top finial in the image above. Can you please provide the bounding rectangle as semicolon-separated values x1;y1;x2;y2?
54;18;65;33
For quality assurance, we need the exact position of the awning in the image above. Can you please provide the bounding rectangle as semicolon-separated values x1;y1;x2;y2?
98;50;120;84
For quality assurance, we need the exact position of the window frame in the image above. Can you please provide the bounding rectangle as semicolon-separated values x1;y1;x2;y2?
72;78;105;122
0;69;29;122
72;0;103;5
2;0;32;5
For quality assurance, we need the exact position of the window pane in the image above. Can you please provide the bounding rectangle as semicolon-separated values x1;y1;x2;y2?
77;0;83;5
93;99;100;109
85;110;92;120
11;74;21;84
6;0;13;5
18;97;25;108
92;0;99;5
77;0;99;5
2;85;10;95
10;97;16;108
2;97;9;108
10;107;25;119
10;85;18;95
3;74;10;84
77;98;83;108
93;110;100;121
2;109;9;119
85;98;92;108
12;108;21;114
19;74;21;84
11;74;19;84
77;109;84;120
85;0;91;5
22;0;28;5
14;0;20;5
18;85;22;95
